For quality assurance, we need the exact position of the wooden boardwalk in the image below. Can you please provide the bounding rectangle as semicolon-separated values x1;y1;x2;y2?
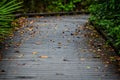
0;15;119;80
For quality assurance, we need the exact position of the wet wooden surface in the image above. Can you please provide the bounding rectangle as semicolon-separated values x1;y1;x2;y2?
0;15;119;80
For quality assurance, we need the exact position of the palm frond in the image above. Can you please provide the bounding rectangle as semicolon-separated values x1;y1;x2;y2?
0;0;22;40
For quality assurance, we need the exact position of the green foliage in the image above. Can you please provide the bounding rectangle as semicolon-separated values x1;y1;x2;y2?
0;0;22;41
89;0;120;54
18;0;93;13
48;0;81;12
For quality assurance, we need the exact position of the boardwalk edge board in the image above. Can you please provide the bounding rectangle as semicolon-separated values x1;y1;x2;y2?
14;11;89;17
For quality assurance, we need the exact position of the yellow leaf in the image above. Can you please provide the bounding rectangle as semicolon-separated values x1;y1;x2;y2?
30;20;34;24
80;58;85;61
32;52;38;55
39;56;48;58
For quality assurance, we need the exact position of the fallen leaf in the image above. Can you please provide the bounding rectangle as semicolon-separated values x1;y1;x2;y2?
97;49;101;52
105;61;110;64
58;42;62;46
117;57;120;61
0;70;5;72
57;47;61;48
104;64;108;67
15;50;20;53
56;73;64;75
27;27;33;31
93;55;101;58
71;32;78;36
64;28;69;31
118;68;120;71
30;20;34;24
54;26;58;30
86;66;91;69
39;56;48;58
18;54;24;58
58;42;62;44
35;42;41;45
50;40;55;42
64;46;67;48
80;58;85;61
63;58;69;61
67;38;71;43
92;50;96;53
32;52;38;55
109;56;116;61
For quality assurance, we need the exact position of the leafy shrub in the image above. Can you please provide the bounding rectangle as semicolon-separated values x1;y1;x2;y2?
89;0;120;54
48;0;82;12
0;0;22;41
18;0;93;13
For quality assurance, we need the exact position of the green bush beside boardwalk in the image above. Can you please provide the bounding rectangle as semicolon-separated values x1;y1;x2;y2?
89;0;120;54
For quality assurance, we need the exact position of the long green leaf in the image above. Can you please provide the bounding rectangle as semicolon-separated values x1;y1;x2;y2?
0;0;17;10
0;0;7;7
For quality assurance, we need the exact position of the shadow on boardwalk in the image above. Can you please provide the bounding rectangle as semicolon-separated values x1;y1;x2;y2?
0;15;120;80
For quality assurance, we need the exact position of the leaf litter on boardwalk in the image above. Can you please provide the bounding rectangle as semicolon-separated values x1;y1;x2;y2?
84;23;120;72
39;56;48;58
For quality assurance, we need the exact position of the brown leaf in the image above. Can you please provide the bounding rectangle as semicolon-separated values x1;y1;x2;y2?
27;27;33;31
35;42;41;45
80;58;85;61
58;42;62;46
15;50;20;53
0;70;5;73
32;52;38;55
97;49;102;52
30;20;34;24
39;56;48;58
